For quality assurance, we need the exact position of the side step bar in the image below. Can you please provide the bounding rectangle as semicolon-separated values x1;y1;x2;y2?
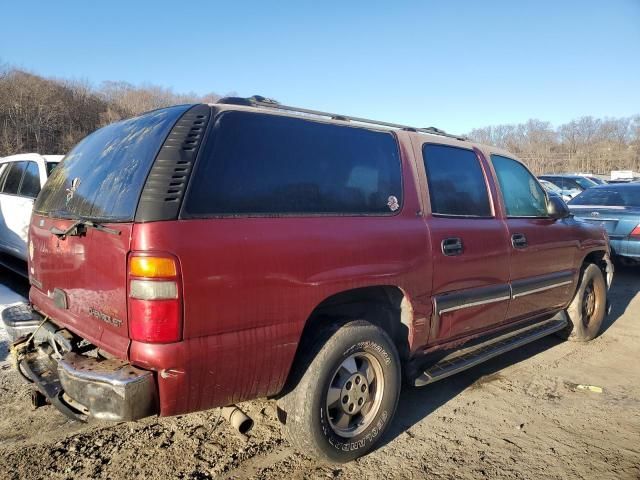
414;317;567;387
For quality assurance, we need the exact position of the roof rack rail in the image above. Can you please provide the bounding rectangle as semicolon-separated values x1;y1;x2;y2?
216;95;467;141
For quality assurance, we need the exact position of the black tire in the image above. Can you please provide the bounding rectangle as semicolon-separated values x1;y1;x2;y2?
277;320;401;463
559;263;607;342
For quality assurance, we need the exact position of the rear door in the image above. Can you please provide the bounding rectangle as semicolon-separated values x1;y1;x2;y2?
0;161;28;258
416;142;511;342
490;154;578;321
12;161;42;259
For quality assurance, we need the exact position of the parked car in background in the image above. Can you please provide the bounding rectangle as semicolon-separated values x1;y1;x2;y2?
570;173;608;185
610;170;640;183
569;183;640;265
539;179;572;202
5;98;612;463
0;153;62;263
539;174;598;195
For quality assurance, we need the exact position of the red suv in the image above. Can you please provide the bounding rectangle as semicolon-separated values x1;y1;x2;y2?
6;97;612;462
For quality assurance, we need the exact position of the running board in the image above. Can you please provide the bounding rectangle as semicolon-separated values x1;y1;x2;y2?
414;317;567;387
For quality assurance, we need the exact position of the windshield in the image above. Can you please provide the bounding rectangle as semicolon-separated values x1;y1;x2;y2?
588;177;607;185
573;176;598;189
540;180;562;194
569;187;640;207
34;105;190;221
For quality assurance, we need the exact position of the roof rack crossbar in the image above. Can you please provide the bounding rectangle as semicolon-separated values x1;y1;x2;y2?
217;96;466;141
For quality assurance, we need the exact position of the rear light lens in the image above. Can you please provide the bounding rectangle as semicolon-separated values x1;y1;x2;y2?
631;225;640;237
130;257;177;277
130;280;178;300
128;254;182;343
129;299;181;343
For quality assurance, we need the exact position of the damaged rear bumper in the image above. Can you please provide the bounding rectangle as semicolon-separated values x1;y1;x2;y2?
10;318;158;422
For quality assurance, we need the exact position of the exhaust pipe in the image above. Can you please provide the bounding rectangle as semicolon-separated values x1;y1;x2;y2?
221;405;254;435
31;390;49;409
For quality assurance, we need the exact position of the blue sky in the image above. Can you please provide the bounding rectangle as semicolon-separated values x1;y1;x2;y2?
1;0;639;133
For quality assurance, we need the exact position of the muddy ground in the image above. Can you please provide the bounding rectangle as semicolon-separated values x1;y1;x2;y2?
0;267;638;479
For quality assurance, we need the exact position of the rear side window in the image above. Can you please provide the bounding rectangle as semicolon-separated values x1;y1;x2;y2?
422;144;491;217
19;162;41;198
2;162;26;195
34;105;190;221
492;155;547;217
184;112;402;216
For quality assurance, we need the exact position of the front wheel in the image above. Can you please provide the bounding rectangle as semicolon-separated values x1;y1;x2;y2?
277;320;401;463
560;263;607;341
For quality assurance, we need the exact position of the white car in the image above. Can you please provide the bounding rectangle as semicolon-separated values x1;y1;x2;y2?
0;153;63;262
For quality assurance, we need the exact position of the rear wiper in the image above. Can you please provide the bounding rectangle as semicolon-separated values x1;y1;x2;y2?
50;220;120;238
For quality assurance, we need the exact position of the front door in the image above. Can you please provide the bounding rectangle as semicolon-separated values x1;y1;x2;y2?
418;143;511;343
489;154;578;321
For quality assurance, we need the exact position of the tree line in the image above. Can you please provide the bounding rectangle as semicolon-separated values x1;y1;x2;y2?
0;65;222;157
1;65;639;176
467;116;640;175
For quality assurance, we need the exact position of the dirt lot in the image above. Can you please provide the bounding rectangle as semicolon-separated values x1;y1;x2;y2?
0;267;638;480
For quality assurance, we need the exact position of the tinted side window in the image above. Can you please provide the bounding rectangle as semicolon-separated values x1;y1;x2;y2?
422;144;491;217
184;112;402;216
19;162;41;198
492;155;547;217
2;162;26;195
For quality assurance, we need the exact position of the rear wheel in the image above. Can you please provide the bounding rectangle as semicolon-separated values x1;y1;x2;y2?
277;320;401;463
560;263;607;341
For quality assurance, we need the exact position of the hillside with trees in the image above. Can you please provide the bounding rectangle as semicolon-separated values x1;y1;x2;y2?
468;116;640;175
0;65;222;157
1;65;638;176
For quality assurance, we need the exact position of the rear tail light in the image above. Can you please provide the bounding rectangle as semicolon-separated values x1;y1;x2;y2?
631;225;640;237
128;255;182;343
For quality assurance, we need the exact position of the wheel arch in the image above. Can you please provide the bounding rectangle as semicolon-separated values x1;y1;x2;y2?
581;249;612;287
279;285;414;397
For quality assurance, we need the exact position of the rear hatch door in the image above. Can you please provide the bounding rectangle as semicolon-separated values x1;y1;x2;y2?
28;105;191;359
29;217;133;357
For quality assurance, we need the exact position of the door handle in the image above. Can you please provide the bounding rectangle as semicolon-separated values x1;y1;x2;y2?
511;233;528;249
441;237;463;256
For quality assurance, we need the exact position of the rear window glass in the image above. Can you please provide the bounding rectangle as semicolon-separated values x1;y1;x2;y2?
569;187;640;207
2;162;26;195
184;111;403;216
422;144;491;217
45;161;59;176
19;162;40;198
34;105;190;221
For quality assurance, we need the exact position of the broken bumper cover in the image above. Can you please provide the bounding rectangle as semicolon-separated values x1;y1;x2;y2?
14;339;158;422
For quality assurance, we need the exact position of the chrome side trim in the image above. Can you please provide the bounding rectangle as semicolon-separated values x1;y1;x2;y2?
439;295;511;314
511;280;573;299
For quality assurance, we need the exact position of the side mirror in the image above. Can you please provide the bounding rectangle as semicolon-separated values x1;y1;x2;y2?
547;195;571;220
